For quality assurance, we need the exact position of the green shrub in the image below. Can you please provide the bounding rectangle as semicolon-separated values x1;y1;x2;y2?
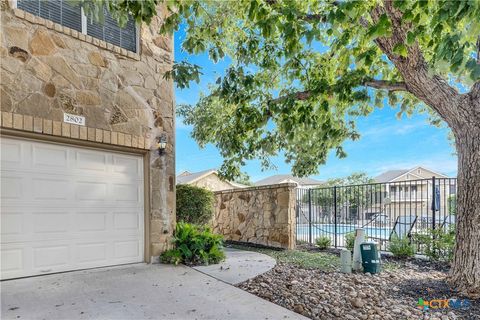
345;232;356;251
388;235;415;258
160;248;183;265
415;226;455;262
344;231;369;251
176;184;214;224
160;222;225;266
315;236;331;249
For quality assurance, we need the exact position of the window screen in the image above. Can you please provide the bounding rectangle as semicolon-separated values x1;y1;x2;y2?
17;0;82;32
17;1;137;53
86;8;137;52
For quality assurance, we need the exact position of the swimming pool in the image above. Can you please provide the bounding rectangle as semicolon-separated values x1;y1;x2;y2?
296;223;391;242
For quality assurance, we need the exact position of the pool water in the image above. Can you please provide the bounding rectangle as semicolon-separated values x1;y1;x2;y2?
296;224;391;241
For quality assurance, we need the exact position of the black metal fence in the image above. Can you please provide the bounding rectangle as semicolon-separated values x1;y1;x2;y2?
296;177;457;252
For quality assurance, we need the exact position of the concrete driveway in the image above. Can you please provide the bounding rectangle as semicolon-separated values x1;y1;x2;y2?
1;263;306;320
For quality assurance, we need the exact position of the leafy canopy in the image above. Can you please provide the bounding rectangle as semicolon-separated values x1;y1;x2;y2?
322;172;375;187
89;0;480;179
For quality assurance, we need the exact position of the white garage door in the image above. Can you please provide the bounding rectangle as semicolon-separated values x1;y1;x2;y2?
1;137;144;280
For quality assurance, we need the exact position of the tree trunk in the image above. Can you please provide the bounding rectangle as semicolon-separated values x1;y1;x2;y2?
450;122;480;298
370;1;480;297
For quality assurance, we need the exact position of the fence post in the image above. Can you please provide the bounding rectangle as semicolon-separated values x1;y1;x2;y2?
334;186;338;248
308;188;312;245
432;176;436;231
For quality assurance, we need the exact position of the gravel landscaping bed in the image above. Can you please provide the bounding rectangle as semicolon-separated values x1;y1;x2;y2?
237;252;479;320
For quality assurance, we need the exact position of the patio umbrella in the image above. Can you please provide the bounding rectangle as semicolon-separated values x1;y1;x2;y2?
431;185;441;211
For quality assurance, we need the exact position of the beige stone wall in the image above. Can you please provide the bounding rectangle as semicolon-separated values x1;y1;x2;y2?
192;174;237;192
213;183;297;249
0;2;175;257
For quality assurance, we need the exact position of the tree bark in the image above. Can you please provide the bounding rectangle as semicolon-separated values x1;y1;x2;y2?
449;98;480;298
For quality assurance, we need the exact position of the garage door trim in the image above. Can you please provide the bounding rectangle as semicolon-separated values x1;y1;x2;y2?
0;128;151;275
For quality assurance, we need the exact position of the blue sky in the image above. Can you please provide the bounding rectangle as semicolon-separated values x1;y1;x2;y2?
173;30;458;183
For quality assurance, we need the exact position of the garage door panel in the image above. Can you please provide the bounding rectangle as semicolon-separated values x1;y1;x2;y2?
1;212;25;235
74;150;108;172
1;140;23;165
1;248;24;272
33;212;70;233
32;178;70;200
32;144;68;168
113;240;141;259
76;181;108;201
112;155;142;177
113;212;140;230
1;137;144;280
33;245;70;269
75;242;107;263
113;183;141;202
1;176;24;200
76;212;108;232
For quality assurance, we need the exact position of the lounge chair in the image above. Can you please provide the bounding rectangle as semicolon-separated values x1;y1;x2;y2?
441;214;456;230
390;215;418;240
368;215;417;246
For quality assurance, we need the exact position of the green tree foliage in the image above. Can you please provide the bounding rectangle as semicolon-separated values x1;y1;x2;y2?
323;172;375;187
84;0;479;179
233;172;254;186
176;184;214;224
301;173;377;223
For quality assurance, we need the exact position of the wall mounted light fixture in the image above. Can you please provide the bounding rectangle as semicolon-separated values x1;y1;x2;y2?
156;133;167;155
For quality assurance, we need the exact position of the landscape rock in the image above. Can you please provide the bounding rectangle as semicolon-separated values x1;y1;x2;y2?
237;260;477;320
350;297;364;308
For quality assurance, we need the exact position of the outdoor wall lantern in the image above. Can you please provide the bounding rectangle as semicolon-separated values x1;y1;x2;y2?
156;133;167;155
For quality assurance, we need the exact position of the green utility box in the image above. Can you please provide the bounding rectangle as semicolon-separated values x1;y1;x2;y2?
360;242;381;274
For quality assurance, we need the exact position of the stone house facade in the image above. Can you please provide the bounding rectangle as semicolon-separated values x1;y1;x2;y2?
0;0;175;279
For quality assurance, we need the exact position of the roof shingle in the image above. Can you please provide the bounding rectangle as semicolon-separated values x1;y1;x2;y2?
254;174;323;186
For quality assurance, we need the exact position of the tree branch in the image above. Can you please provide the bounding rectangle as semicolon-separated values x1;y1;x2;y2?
269;90;312;104
364;80;407;92
269;80;407;105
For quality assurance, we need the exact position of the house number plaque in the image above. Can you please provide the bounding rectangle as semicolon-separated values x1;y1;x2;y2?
63;113;86;126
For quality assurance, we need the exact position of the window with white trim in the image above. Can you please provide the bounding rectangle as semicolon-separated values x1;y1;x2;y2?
16;0;137;53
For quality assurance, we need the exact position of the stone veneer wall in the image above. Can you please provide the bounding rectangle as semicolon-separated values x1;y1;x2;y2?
0;1;175;258
212;183;297;249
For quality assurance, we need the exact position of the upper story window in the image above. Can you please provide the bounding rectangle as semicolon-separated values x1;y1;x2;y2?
16;0;137;53
17;0;82;32
87;8;137;52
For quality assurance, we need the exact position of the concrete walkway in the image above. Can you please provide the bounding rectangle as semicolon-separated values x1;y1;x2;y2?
193;247;276;284
1;263;306;320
